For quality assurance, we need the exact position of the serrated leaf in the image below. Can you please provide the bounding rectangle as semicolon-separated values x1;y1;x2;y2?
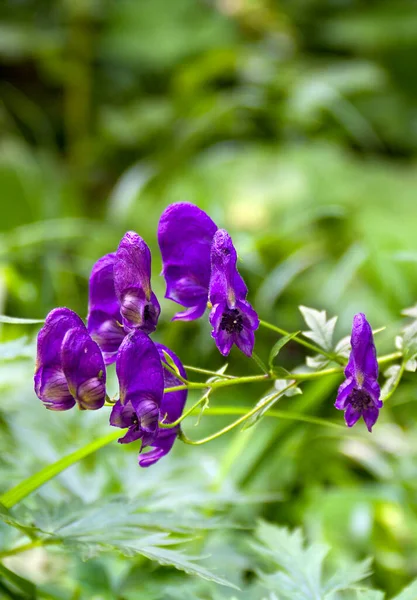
306;354;330;370
299;306;337;351
0;315;44;324
381;365;402;401
335;334;351;358
268;332;300;370
401;304;417;318
252;521;374;600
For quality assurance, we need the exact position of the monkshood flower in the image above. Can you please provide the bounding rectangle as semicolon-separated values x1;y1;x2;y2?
209;229;259;357
158;202;217;321
110;330;164;449
139;344;187;467
34;307;106;411
87;232;160;364
334;313;382;431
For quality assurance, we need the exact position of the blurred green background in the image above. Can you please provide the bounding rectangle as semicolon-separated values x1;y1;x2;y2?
2;0;417;598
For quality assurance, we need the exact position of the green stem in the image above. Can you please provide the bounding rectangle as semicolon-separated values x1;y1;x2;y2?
164;373;269;393
378;352;402;365
0;539;59;560
0;431;120;509
259;319;346;365
179;383;297;445
159;396;207;429
162;361;188;384
184;365;234;379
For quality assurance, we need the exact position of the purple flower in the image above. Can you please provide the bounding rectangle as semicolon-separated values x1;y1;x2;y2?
335;313;382;431
209;229;259;357
35;308;106;410
110;330;164;448
87;232;160;364
139;344;187;468
158;202;217;321
114;231;160;334
87;253;125;365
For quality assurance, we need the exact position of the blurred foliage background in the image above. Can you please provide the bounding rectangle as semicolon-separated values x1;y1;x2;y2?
2;0;417;598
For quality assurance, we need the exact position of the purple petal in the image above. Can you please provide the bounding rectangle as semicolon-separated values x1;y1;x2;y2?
35;366;75;411
34;308;85;409
209;298;258;357
362;378;382;409
138;434;177;467
171;302;207;322
334;378;356;410
349;313;378;382
110;399;159;445
209;229;247;307
344;403;361;428
116;330;164;407
87;253;125;365
114;232;160;334
158;203;217;320
234;326;255;357
362;405;379;432
61;327;106;410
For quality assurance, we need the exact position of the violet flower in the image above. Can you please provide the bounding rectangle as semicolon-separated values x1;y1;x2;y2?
335;313;382;431
87;232;160;364
139;344;187;468
110;330;164;448
35;307;106;410
209;229;259;357
158;202;217;321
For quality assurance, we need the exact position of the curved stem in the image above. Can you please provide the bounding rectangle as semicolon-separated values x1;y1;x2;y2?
178;383;296;445
159;396;207;429
201;406;344;429
259;319;346;365
164;373;269;393
0;538;59;560
184;365;235;379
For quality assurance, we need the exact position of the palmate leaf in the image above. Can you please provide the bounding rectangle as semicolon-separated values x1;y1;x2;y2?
252;521;373;600
299;306;338;351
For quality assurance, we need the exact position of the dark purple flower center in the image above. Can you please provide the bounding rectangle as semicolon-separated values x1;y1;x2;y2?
144;304;151;321
350;388;372;411
220;308;243;334
131;413;140;431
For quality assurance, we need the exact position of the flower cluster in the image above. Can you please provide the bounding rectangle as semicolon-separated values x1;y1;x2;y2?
35;203;258;466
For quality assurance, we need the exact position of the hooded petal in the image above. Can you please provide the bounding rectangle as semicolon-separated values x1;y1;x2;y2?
110;399;159;445
87;253;125;364
34;308;85;409
349;313;378;383
158;202;217;319
116;330;164;407
61;327;106;410
114;231;160;334
209;229;247;307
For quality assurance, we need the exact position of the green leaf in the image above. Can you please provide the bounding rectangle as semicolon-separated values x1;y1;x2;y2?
381;365;402;401
252;351;269;374
252;521;373;600
0;430;121;508
392;578;417;600
0;315;44;324
162;350;182;378
356;592;384;600
299;306;337;351
268;332;300;370
0;564;37;598
0;336;33;360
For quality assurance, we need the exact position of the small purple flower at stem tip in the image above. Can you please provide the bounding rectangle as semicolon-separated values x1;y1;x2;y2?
110;330;164;450
209;229;259;357
35;308;106;411
139;344;188;468
158;202;218;321
335;313;382;432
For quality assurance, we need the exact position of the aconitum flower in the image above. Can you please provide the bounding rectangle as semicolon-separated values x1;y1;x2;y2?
139;344;187;468
158;202;217;321
35;308;106;410
87;232;160;364
335;313;382;431
110;330;164;449
209;229;259;357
